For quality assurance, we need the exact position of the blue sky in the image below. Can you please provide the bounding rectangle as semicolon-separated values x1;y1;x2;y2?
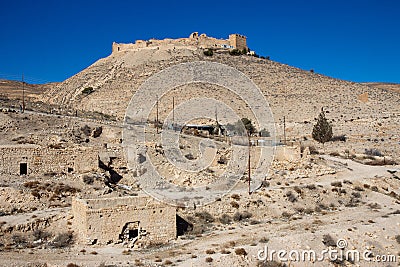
0;0;399;84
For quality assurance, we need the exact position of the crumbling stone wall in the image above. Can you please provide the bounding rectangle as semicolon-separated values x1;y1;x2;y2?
72;196;176;245
0;144;99;175
112;32;247;53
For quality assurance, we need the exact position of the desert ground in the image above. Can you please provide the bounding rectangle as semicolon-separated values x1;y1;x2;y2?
0;44;399;267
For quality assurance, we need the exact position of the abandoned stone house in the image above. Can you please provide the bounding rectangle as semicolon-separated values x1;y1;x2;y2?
0;144;99;176
72;196;176;246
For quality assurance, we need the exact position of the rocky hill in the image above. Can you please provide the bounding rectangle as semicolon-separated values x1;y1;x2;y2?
0;79;55;101
39;45;400;159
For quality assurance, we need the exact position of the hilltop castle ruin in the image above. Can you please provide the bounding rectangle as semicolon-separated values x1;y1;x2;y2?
112;32;247;53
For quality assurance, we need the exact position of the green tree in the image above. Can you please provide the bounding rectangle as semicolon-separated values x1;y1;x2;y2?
312;109;333;145
241;118;256;135
225;118;255;136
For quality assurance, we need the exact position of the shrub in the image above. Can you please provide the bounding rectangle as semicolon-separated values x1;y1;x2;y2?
303;208;313;215
306;184;317;190
231;194;240;200
309;146;319;155
67;264;80;267
185;153;195;160
31;190;41;199
82;87;94;95
233;211;252;221
365;148;383;157
205;249;215;254
371;186;379;192
23;181;40;189
164;260;172;265
195;211;214;223
82;175;94;185
395;235;400;244
322;234;336;247
229;49;242;56
81;125;92;136
205;257;213;262
293;186;302;194
368;202;381;209
259;237;269;243
331;135;347;142
231;201;239;209
261;180;270;188
50;232;74;248
220;248;231;254
12;234;27;248
219;214;232;225
331;181;342;187
285;191;297;202
33;229;51;241
203;49;213;56
354;186;364;191
235;247;247;256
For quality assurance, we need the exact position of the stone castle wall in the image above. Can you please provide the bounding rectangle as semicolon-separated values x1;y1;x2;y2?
0;145;99;175
112;32;247;53
72;196;176;245
229;34;247;50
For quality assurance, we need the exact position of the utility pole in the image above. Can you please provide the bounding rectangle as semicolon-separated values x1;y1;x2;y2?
156;95;159;134
283;116;286;145
215;107;219;136
248;135;251;195
172;97;174;128
22;74;25;113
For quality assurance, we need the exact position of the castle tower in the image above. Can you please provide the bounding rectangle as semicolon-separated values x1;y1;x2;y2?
229;34;247;50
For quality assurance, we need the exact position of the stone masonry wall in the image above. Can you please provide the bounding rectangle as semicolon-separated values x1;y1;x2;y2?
112;32;247;53
72;196;176;245
0;145;99;175
229;34;247;50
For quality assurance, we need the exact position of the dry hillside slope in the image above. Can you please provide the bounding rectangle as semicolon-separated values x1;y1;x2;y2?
40;46;400;159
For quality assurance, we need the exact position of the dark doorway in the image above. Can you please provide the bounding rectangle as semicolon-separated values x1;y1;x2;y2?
176;214;193;236
119;221;140;242
128;229;139;239
20;163;27;175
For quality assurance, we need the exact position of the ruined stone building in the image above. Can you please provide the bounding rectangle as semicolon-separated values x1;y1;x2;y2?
112;32;247;53
0;144;99;176
72;196;176;246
